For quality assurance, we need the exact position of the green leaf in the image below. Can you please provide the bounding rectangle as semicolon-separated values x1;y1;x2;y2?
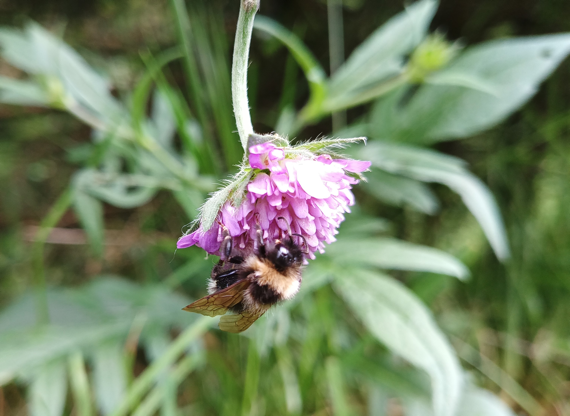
293;136;367;155
150;89;177;148
335;269;462;416
27;360;68;416
198;169;253;232
356;142;510;260
0;324;127;386
370;34;570;143
68;351;93;416
254;16;327;111
72;173;105;256
342;353;429;398
83;172;160;209
325;356;352;416
31;25;125;123
0;76;49;106
458;388;516;416
328;0;437;105
363;169;440;214
326;237;469;279
173;188;204;220
92;343;127;416
404;386;517;416
0;27;49;74
0;277;194;385
130;47;183;135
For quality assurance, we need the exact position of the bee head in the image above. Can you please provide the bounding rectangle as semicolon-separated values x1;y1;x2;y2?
267;239;304;273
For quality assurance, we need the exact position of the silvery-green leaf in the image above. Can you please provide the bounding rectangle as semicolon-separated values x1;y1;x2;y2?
425;71;498;96
370;34;570;143
294;136;367;154
72;171;105;256
404;386;517;416
355;142;510;260
335;269;462;416
0;77;49;106
458;387;516;416
22;23;126;124
151;89;176;148
329;0;437;101
198;169;253;232
80;172;160;209
92;343;127;416
0;27;40;73
364;169;439;214
27;360;68;416
326;237;469;279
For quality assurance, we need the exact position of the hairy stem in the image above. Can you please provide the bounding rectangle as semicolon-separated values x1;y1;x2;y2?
232;0;259;151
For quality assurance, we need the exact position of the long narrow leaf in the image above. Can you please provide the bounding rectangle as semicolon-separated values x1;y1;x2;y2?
356;142;510;260
335;269;462;416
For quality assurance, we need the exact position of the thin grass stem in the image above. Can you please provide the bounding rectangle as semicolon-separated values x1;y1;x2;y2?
32;187;72;325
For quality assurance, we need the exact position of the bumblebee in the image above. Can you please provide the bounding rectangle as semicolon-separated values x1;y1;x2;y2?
183;218;308;333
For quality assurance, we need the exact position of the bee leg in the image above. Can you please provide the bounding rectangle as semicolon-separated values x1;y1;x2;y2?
220;225;233;262
254;214;265;250
292;233;310;254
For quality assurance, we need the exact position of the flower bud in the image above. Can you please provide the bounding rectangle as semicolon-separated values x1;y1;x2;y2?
407;33;458;83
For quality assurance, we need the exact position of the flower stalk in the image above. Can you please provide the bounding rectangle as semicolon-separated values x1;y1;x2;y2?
232;0;259;152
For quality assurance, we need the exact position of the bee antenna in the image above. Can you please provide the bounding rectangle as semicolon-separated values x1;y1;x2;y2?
277;216;292;236
291;233;309;254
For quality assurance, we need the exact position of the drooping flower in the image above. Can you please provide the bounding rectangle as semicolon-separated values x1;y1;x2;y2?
177;137;370;259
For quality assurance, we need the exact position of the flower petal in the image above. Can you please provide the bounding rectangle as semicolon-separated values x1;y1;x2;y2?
291;198;309;219
295;161;330;199
177;232;199;249
333;159;371;172
248;173;271;195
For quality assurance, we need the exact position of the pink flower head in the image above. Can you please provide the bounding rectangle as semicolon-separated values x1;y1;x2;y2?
177;141;371;259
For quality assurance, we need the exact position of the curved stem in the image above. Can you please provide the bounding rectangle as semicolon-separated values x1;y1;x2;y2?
232;0;259;151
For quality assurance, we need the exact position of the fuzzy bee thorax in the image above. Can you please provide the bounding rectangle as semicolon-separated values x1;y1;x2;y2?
245;256;302;299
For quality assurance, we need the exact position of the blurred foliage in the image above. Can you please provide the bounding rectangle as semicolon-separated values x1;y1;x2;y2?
0;0;570;415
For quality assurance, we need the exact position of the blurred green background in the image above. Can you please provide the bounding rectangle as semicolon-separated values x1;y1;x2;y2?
1;0;570;415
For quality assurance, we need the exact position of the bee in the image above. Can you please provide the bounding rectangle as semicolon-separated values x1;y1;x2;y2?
183;217;308;333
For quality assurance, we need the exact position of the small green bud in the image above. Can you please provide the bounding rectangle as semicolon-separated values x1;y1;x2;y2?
43;76;67;109
407;33;458;83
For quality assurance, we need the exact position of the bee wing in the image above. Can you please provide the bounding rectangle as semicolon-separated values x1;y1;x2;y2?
183;279;250;317
219;308;267;333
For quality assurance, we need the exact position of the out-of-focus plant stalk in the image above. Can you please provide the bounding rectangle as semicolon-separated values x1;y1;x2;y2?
32;188;72;325
68;351;94;416
232;0;259;152
327;0;346;133
169;0;211;139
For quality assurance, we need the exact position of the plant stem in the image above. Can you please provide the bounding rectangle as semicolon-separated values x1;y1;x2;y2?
232;0;259;151
32;188;72;326
241;340;261;416
68;351;94;416
327;0;346;133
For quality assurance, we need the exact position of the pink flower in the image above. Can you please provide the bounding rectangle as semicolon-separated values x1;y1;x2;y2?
177;142;370;259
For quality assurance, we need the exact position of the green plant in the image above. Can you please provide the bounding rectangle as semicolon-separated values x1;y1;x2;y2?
1;0;569;414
